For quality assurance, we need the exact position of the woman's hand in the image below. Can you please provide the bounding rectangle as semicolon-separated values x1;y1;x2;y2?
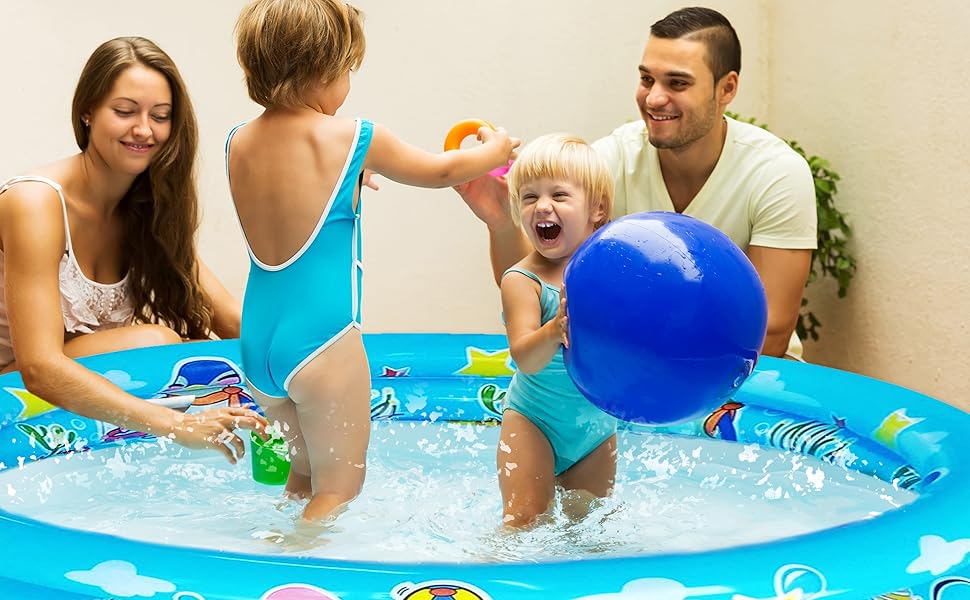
168;406;268;463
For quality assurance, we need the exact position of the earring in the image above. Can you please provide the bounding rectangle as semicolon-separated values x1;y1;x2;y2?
83;119;90;127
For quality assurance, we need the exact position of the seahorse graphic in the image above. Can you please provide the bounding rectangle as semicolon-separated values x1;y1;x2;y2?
477;383;507;418
371;387;400;420
15;422;89;457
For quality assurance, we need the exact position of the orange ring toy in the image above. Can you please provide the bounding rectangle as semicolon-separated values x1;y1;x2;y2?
443;118;494;151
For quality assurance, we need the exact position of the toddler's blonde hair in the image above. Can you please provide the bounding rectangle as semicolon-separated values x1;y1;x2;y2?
507;133;613;228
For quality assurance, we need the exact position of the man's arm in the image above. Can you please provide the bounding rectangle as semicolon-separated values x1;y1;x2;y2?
454;175;532;285
745;143;817;359
747;246;812;358
487;221;533;286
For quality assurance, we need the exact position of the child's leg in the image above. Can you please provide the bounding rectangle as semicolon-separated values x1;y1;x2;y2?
287;328;371;522
556;434;617;520
248;390;312;499
497;409;556;528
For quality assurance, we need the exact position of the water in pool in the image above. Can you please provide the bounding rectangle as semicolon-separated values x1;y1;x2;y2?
0;420;915;563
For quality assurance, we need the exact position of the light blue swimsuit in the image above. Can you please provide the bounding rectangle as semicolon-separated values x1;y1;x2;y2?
225;118;373;398
503;267;618;476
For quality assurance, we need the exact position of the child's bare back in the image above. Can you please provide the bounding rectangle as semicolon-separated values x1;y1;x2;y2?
229;113;362;267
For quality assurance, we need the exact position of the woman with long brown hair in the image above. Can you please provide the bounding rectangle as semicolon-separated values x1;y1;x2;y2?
0;37;265;460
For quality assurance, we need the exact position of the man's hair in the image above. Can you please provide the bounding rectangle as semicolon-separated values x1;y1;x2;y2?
508;134;614;229
235;0;366;109
650;7;741;81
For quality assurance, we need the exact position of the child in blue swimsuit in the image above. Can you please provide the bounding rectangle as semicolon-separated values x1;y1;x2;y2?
230;0;518;522
498;134;617;528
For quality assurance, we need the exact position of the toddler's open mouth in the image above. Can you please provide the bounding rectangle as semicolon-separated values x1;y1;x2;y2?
536;222;561;241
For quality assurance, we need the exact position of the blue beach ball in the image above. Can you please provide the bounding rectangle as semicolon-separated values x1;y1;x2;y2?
563;211;767;425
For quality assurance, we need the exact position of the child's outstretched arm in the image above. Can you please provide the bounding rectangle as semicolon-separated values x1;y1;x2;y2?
365;123;518;189
501;272;566;375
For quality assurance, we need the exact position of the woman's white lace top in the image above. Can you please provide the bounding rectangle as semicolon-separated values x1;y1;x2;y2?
0;176;134;368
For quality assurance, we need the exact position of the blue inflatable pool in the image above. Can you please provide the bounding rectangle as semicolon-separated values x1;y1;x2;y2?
1;334;969;599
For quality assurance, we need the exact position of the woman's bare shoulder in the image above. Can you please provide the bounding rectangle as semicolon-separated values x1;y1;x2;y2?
0;174;68;250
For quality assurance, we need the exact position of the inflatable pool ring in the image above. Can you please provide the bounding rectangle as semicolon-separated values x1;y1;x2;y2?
1;335;968;599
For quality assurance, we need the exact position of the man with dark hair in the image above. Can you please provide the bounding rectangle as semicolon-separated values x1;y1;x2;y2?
650;6;741;81
458;6;816;359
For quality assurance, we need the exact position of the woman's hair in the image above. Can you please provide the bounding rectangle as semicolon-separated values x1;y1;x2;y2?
235;0;366;109
507;134;614;229
72;36;211;339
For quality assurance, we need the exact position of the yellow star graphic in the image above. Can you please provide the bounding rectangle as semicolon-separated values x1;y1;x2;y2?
455;347;515;377
873;409;924;448
4;387;57;420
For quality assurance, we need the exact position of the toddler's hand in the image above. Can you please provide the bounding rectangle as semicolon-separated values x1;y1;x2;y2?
478;126;520;164
556;293;570;349
362;168;380;191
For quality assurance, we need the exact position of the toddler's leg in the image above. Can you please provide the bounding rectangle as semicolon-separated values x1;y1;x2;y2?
496;409;556;528
287;328;371;522
556;434;617;520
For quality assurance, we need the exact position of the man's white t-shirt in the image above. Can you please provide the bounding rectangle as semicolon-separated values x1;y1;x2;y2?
592;115;817;358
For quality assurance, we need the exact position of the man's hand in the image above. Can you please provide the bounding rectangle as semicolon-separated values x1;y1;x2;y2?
454;174;514;230
455;173;533;285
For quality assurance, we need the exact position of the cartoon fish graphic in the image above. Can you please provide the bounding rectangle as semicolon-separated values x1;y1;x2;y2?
703;401;744;440
100;357;255;443
158;358;256;410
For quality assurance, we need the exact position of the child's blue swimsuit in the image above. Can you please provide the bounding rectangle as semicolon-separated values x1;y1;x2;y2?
502;267;618;475
225;118;374;398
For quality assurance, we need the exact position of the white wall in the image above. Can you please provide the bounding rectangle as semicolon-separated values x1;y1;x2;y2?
765;2;970;408
338;0;768;333
4;2;964;407
0;1;767;331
